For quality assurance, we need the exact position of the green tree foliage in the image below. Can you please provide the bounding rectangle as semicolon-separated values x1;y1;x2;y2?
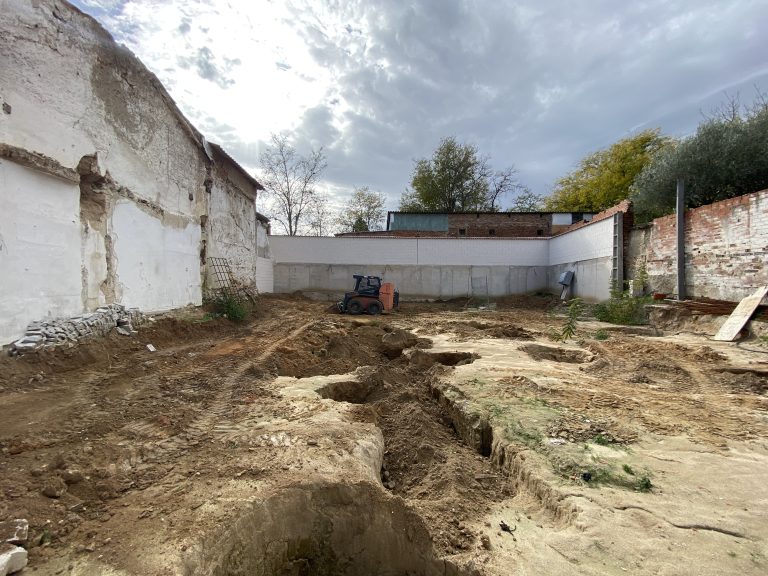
337;186;386;232
632;95;768;221
545;129;673;212
400;137;525;212
509;189;545;212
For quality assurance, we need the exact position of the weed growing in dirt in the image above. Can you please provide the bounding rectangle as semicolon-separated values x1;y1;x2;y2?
636;475;653;492
622;463;635;475
594;284;650;326
216;295;248;322
552;298;584;341
592;433;611;446
594;329;609;340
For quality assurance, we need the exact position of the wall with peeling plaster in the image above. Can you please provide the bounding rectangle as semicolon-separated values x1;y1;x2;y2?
206;154;259;289
0;0;273;342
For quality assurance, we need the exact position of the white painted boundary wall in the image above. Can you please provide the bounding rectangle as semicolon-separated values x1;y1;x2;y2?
271;216;617;301
548;217;615;301
272;237;549;266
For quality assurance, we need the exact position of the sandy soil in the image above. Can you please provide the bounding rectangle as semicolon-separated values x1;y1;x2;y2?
0;295;766;575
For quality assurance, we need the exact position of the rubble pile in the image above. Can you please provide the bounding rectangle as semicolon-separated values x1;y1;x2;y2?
8;304;144;356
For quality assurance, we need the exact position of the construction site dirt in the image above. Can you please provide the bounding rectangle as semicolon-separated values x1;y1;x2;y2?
1;295;766;575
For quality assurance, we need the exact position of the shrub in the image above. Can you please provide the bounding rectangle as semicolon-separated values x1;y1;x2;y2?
594;288;649;326
216;295;248;322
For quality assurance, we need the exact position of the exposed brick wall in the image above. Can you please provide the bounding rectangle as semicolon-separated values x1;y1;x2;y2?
447;213;551;237
645;189;768;300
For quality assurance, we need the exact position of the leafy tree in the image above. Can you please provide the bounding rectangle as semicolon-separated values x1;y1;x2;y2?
337;186;386;232
259;133;327;235
509;189;545;212
400;137;525;212
545;129;673;212
632;95;768;221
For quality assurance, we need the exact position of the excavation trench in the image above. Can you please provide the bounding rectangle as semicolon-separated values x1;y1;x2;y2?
194;482;473;576
199;340;508;572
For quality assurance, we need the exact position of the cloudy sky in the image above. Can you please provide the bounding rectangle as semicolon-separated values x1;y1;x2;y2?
72;0;768;215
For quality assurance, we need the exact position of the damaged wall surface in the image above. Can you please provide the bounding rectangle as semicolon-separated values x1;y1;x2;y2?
638;189;768;300
0;0;271;343
205;145;271;293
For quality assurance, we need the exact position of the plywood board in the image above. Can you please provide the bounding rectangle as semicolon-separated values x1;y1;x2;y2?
713;286;768;341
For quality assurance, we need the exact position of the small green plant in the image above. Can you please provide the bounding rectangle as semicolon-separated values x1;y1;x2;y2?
560;298;583;340
594;329;609;340
594;284;649;326
592;433;611;446
633;259;649;294
636;475;653;492
216;295;248;322
622;463;635;475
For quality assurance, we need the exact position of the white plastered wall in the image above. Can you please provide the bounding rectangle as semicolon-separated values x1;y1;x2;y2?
111;200;202;310
0;160;82;342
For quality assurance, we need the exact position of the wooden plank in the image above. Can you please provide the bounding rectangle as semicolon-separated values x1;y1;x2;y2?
713;286;768;341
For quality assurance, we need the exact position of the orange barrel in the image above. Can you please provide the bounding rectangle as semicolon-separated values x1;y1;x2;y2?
379;283;395;310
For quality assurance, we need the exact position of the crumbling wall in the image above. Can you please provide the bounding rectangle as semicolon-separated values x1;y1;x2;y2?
644;189;767;300
0;0;211;340
205;161;258;290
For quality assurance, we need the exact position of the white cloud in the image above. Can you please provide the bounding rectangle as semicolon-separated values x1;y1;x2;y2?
72;0;768;212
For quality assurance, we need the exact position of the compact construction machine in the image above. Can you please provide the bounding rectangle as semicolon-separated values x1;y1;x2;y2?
337;275;399;315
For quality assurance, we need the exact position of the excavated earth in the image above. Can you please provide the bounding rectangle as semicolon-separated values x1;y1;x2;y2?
0;295;767;575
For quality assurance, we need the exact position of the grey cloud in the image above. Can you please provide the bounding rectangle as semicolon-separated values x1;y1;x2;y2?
177;46;239;89
284;0;768;204
74;0;768;209
178;17;191;35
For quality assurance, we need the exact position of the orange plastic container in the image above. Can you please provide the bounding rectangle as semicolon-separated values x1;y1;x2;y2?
379;283;395;310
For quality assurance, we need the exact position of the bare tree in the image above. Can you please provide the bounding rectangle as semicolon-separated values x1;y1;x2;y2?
306;194;336;236
337;186;386;232
259;134;327;235
487;166;527;211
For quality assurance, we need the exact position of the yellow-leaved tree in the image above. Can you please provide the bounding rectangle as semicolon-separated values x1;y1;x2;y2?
545;129;674;212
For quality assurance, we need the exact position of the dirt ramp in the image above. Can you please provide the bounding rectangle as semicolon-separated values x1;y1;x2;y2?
191;482;475;576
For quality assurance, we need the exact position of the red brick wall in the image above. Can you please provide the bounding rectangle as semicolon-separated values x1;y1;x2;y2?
446;213;551;237
646;189;768;300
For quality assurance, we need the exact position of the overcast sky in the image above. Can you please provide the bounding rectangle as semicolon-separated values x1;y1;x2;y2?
72;0;768;213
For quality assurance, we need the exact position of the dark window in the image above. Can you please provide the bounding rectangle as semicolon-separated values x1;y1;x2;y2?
489;229;496;236
459;228;466;236
537;229;543;236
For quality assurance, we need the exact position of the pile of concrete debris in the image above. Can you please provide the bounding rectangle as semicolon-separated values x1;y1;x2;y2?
0;519;28;575
8;304;144;356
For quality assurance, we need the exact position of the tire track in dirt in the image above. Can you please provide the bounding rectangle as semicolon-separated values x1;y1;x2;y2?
139;320;316;458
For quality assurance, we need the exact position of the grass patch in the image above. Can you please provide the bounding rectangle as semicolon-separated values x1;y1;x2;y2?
504;419;544;448
594;329;609;340
622;463;635;475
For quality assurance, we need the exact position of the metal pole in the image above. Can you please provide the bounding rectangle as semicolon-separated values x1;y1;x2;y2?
676;178;686;300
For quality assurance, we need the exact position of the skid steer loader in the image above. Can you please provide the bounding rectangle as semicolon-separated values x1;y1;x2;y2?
336;275;399;315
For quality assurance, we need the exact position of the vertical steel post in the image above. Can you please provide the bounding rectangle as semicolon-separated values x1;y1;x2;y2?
676;178;686;300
